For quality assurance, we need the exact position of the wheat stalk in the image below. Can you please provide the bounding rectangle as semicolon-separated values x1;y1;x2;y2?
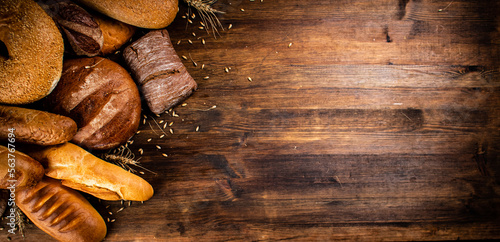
102;145;156;175
183;0;225;37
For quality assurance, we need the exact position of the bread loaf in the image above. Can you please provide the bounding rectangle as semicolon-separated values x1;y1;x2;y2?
15;177;107;242
123;29;197;114
93;12;136;55
0;0;64;104
75;0;178;29
44;57;141;150
29;143;154;201
0;145;44;189
0;105;77;146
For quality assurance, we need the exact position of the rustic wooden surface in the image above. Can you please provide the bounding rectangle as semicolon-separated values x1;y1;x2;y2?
3;0;500;241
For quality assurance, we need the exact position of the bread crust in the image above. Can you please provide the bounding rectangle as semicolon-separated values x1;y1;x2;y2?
29;143;154;201
75;0;179;29
0;0;64;104
45;57;141;150
15;177;107;242
93;13;136;55
0;145;44;189
0;105;77;146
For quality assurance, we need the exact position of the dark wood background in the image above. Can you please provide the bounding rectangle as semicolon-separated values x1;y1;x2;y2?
3;0;500;241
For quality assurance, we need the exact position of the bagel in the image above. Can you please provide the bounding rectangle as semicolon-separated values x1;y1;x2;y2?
0;0;64;104
75;0;179;29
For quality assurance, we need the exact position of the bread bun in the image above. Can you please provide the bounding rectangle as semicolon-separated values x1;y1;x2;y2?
0;105;77;146
75;0;178;29
123;29;197;114
0;145;44;189
29;143;154;201
93;13;136;55
44;57;141;150
15;177;107;242
0;0;64;104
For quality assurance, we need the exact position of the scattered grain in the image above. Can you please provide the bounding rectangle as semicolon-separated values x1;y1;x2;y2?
160;134;165;138
169;128;174;134
204;76;210;80
228;24;233;29
202;38;206;45
138;148;143;155
177;40;181;45
181;55;188;60
188;39;193;44
196;126;200;132
169;121;174;126
147;138;152;142
162;153;168;157
247;77;253;82
224;67;229;73
240;8;245;12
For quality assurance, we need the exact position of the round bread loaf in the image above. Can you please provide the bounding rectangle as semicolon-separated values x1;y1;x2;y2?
93;12;136;55
45;57;141;150
75;0;179;29
0;0;64;104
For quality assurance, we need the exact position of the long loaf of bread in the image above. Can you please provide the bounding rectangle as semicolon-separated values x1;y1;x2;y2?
15;177;107;242
0;145;44;189
0;105;77;146
29;143;154;201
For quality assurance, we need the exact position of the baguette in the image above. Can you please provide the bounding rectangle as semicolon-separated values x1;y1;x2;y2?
29;143;154;201
0;105;77;146
15;177;107;242
0;145;44;189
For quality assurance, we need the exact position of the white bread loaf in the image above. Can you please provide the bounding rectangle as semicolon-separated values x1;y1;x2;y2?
29;143;154;201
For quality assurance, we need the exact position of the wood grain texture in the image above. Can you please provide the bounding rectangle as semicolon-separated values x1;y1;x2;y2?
2;0;499;241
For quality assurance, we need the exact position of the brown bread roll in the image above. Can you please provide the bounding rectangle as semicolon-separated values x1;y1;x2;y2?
123;29;197;114
0;145;44;189
15;176;107;242
75;0;178;29
0;0;64;104
93;12;136;55
29;143;154;201
0;105;77;146
44;57;141;150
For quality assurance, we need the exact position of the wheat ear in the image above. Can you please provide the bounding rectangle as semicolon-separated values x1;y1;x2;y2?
183;0;225;37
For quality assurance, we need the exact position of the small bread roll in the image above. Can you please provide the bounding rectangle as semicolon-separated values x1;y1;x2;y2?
0;145;44;189
0;105;77;146
44;57;141;150
75;0;178;29
93;13;136;55
16;177;107;242
29;143;154;201
0;0;64;104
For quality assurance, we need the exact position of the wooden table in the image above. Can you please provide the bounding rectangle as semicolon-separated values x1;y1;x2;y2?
4;0;500;241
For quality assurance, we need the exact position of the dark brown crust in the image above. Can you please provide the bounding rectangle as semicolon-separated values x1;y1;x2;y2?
0;146;44;189
15;177;107;242
45;57;141;150
0;105;77;146
37;0;104;56
0;0;64;104
123;29;197;114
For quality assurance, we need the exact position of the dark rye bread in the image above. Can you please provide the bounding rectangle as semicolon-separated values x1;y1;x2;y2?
15;177;107;242
122;29;197;115
44;57;141;150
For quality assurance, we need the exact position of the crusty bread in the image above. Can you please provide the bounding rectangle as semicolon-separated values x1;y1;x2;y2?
0;105;77;146
29;143;154;201
44;57;141;150
0;145;44;189
93;12;136;55
0;0;64;104
75;0;178;29
16;177;107;242
123;29;198;114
